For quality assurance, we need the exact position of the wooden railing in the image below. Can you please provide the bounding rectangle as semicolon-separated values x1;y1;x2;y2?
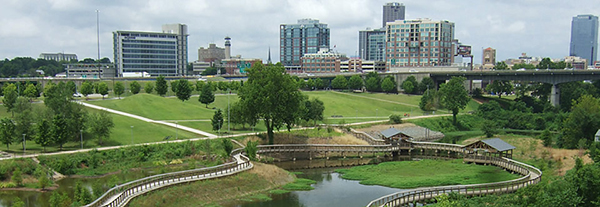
85;148;252;207
349;128;387;145
366;155;542;207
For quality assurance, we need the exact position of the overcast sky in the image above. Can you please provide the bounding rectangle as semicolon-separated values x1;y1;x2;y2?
1;0;599;64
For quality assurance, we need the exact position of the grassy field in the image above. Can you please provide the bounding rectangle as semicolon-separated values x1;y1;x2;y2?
335;159;521;189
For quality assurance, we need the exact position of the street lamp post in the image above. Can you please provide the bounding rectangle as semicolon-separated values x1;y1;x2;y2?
80;130;83;149
130;126;134;145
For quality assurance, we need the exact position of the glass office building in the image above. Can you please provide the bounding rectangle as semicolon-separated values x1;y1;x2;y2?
280;19;330;66
569;14;598;65
359;29;386;61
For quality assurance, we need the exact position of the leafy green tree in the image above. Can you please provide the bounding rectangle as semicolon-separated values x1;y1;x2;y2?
217;81;229;92
87;111;114;145
66;81;77;95
494;61;509;70
238;63;304;144
39;170;51;190
244;141;258;160
49;191;72;207
561;94;600;149
540;129;553;147
97;82;109;99
211;109;224;133
14;97;33;149
23;83;38;100
481;120;498;138
439;76;470;125
389;114;402;124
301;98;325;126
402;81;414;94
381;78;396;93
74;181;92;204
418;77;435;94
331;75;348;90
11;167;22;186
199;83;215;108
144;82;154;94
365;77;380;92
419;89;439;111
79;82;94;98
486;80;513;98
35;119;52;152
2;83;18;116
0;118;15;150
347;75;363;90
314;78;325;89
51;114;70;150
175;79;192;102
130;81;141;94
113;82;124;99
170;80;179;93
195;81;205;92
222;139;233;156
155;75;168;96
93;82;100;94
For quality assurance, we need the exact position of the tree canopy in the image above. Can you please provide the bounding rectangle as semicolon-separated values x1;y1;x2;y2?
439;76;470;125
155;75;168;96
198;83;215;108
174;79;192;102
238;63;304;144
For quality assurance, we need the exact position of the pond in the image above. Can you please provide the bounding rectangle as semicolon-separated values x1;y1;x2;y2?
225;159;405;207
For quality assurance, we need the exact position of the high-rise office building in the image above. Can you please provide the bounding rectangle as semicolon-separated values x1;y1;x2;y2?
359;2;405;61
113;24;188;77
383;2;405;28
569;14;598;65
386;18;455;68
280;19;330;66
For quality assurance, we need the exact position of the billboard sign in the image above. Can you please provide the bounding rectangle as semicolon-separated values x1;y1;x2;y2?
457;45;471;56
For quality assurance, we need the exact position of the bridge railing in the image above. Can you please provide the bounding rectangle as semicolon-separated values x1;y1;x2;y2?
85;149;251;207
366;154;542;207
348;128;386;145
258;144;397;154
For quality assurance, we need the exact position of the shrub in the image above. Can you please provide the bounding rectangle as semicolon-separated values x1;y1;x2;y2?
245;141;258;161
389;114;403;124
222;139;234;157
11;168;22;186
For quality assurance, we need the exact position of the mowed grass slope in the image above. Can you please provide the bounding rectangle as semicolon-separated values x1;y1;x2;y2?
304;91;423;118
336;159;521;189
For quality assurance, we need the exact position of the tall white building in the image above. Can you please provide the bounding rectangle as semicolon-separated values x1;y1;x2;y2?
39;53;78;62
113;24;188;77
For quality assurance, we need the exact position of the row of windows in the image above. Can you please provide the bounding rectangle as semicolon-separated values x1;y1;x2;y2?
388;23;443;29
123;64;176;69
302;68;335;72
123;59;176;64
123;54;176;59
119;33;176;39
122;44;176;49
302;64;336;67
122;40;176;44
122;49;176;54
389;58;445;63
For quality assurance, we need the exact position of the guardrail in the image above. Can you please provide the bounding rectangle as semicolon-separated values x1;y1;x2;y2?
85;148;252;207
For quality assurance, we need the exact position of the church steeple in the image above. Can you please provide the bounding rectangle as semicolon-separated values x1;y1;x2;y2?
267;47;272;64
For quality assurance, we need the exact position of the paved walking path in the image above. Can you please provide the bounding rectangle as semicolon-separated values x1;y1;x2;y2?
77;101;218;138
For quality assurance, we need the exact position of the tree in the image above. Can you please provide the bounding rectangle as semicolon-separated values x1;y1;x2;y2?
79;82;94;99
381;78;396;93
39;170;51;190
419;89;439;111
155;75;168;96
130;81;141;94
66;81;77;95
222;139;233;157
2;83;18;116
481;120;498;138
439;76;470;125
0;117;15;150
199;83;215;108
301;98;325;126
87;111;114;145
314;78;325;89
561;94;600;149
486;80;513;98
113;82;124;99
175;79;192;101
170;80;179;93
195;81;205;93
14;97;33;149
144;82;154;94
238;63;304;144
11;167;22;186
402;81;415;94
389;114;402;124
49;191;72;207
211;109;224;133
331;75;348;90
365;77;380;92
23;83;38;101
494;61;509;70
418;77;435;94
35;118;52;152
347;75;363;90
50;114;70;150
540;129;553;147
12;197;25;207
97;82;109;99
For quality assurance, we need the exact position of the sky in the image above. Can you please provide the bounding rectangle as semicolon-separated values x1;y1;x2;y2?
1;0;600;64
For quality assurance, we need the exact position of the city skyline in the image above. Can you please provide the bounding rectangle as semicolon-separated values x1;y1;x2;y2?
1;0;600;65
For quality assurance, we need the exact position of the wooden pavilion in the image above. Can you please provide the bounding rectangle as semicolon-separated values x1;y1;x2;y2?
380;128;411;145
464;138;515;159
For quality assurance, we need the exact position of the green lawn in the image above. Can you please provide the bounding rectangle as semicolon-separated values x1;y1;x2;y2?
336;159;521;189
303;91;426;117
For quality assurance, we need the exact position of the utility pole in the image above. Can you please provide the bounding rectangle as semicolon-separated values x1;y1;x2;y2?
96;10;101;79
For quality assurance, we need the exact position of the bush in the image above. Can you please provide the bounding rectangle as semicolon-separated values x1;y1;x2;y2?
389;114;403;124
222;139;234;157
244;141;258;161
11;168;22;186
481;120;498;138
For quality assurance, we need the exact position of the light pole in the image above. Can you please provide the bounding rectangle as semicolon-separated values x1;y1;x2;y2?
80;130;83;149
130;126;134;145
175;121;178;140
227;88;230;134
22;134;25;156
